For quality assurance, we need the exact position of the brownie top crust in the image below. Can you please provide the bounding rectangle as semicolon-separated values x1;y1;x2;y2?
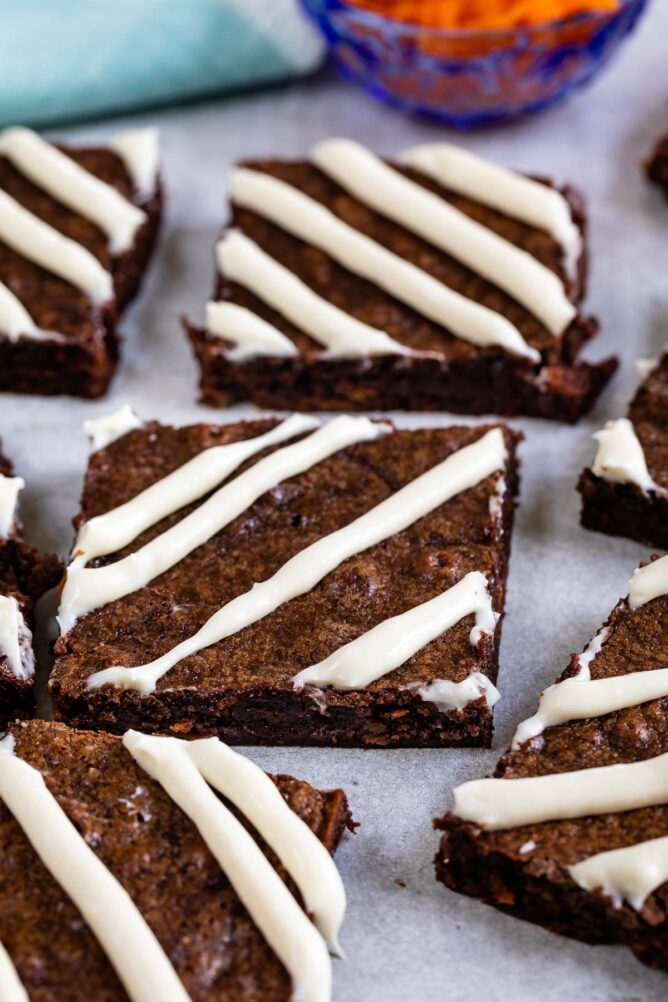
52;417;519;718
218;156;585;363
0;719;350;1001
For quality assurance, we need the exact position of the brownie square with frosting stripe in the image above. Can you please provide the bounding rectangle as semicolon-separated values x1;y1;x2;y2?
0;444;62;724
187;138;615;420
436;555;668;972
578;346;668;550
0;719;352;1001
0;126;162;398
50;409;520;747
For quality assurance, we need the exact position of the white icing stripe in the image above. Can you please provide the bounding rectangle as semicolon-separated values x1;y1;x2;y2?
59;416;383;632
88;428;507;693
312;139;575;336
0;746;190;1002
109;128;160;201
513;668;668;748
0;943;28;1002
125;733;345;952
214;229;411;358
0;596;33;681
569;835;668;911
592;418;657;492
401;143;581;278
230;167;540;361
414;671;500;712
83;405;143;452
629;555;668;610
453;750;668;831
0;473;23;537
206;301;298;358
575;625;611;681
0;279;59;343
292;570;496;691
0;189;112;303
0;127;146;254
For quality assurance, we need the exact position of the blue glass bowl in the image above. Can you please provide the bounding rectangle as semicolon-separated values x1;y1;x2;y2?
300;0;649;127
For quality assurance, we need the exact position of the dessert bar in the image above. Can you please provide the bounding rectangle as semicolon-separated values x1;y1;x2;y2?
0;125;162;397
578;346;668;550
50;409;520;747
188;139;615;419
0;445;61;724
0;719;351;1001
436;554;668;972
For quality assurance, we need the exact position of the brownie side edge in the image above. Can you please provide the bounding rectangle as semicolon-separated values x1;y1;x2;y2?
577;469;668;551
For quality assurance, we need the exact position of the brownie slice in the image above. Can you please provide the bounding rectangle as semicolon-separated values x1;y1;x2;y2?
578;349;668;549
187;149;615;420
0;129;162;398
0;445;61;724
647;133;668;197
435;559;668;972
0;719;352;1001
50;416;520;746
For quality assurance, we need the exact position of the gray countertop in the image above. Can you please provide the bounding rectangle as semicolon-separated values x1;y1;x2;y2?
3;3;668;998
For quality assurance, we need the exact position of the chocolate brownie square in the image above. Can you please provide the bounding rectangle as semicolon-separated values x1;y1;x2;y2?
0;126;162;398
50;411;520;747
0;444;61;724
578;347;668;549
187;139;614;419
436;555;668;972
0;719;351;1000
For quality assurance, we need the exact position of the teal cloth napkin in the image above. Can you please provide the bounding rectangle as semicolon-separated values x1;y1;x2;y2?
0;0;324;127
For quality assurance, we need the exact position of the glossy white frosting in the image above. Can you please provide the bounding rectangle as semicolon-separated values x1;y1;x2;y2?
401;142;581;278
125;731;344;1000
293;571;496;691
0;744;190;1002
230;167;539;361
570;835;668;911
414;671;500;712
0;279;60;343
454;750;668;831
0;127;146;253
109;128;160;201
206;300;298;358
0;596;33;680
213;229;411;358
0;189;112;303
592;418;657;491
88;428;507;694
59;416;380;632
83;405;143;452
629;555;668;610
0;472;23;537
0;942;28;1002
312;139;575;335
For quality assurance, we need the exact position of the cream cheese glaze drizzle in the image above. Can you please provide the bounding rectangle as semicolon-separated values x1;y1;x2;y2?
592;418;658;492
0;472;23;537
0;942;29;1002
125;732;344;1001
293;571;497;691
229;166;540;361
400;143;581;278
0;127;147;254
210;229;412;358
312;139;575;335
0;280;61;344
87;427;506;694
0;742;191;1002
0;596;33;680
59;415;382;633
83;405;143;452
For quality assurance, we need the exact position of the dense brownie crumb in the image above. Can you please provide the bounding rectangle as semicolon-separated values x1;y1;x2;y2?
578;351;668;549
647;134;668;197
0;719;352;1001
189;157;615;419
51;417;520;747
0;139;162;398
0;445;61;724
435;572;668;972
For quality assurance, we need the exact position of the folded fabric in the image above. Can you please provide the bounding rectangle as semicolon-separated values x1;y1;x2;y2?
0;0;324;127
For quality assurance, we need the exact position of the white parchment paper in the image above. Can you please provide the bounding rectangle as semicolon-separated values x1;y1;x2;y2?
2;4;668;998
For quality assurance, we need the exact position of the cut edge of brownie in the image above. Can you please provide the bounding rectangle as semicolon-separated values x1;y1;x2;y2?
646;134;668;198
50;417;521;748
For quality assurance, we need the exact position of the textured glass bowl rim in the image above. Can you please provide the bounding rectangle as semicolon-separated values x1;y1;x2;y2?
306;0;641;41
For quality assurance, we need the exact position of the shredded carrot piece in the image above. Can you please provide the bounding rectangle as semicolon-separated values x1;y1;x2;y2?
347;0;619;30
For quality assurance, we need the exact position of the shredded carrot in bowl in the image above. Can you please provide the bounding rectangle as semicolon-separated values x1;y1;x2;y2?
346;0;619;31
